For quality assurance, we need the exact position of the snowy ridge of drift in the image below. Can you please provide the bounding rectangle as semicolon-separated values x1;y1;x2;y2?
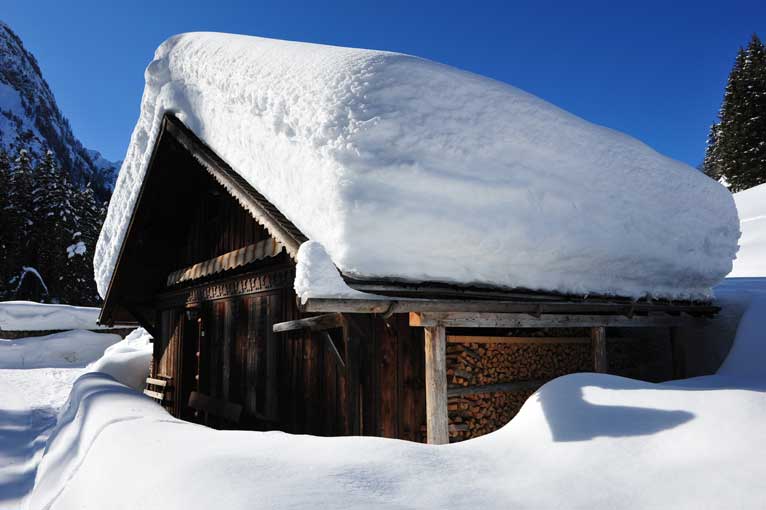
94;32;739;300
0;301;104;331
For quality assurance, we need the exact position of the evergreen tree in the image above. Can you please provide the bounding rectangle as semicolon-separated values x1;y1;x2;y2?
0;150;12;296
0;143;110;305
5;149;37;287
64;182;101;304
704;34;766;191
32;150;75;300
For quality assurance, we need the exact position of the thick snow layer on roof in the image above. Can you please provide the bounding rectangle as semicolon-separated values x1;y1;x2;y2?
94;32;739;300
729;183;766;278
294;241;384;303
27;279;766;510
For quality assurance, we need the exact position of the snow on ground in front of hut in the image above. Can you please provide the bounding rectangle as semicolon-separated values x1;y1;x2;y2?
0;302;104;332
0;323;145;509
17;278;766;510
95;32;739;302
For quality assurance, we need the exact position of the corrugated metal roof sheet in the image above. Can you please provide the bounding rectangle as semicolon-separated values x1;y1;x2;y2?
166;238;284;287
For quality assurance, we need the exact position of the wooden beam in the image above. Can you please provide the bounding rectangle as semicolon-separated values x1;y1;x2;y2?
410;312;698;329
145;377;168;387
447;335;589;345
447;380;545;397
303;297;719;317
273;313;344;333
123;304;157;338
424;325;448;445
345;330;361;435
591;327;607;373
143;389;165;401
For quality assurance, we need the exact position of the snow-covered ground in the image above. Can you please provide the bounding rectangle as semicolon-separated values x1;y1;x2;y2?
0;302;103;332
3;274;757;510
730;182;766;277
0;327;125;509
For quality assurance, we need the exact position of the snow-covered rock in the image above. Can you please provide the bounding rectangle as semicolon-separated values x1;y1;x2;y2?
729;182;766;277
95;32;738;301
26;279;766;510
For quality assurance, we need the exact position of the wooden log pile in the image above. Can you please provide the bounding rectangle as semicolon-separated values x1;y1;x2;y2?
445;330;674;442
446;335;592;442
442;328;674;442
447;389;537;440
446;341;591;387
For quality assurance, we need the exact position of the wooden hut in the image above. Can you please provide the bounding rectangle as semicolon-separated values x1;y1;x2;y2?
99;114;718;444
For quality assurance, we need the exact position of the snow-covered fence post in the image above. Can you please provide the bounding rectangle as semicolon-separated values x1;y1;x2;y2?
424;325;449;444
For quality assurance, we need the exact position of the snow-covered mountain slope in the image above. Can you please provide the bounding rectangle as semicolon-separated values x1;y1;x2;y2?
730;182;766;277
0;21;117;194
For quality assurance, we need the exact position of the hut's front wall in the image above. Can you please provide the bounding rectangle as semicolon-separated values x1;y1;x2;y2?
152;275;428;440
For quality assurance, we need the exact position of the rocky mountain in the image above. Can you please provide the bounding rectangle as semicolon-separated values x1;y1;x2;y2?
0;21;117;198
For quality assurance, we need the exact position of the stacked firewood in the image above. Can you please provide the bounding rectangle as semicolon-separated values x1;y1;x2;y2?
447;389;536;440
446;337;592;442
444;329;674;442
446;341;591;387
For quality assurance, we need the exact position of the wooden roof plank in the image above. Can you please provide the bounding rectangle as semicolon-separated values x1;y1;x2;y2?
410;312;711;328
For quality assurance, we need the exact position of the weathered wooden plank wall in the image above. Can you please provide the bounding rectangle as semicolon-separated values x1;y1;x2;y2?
148;165;428;441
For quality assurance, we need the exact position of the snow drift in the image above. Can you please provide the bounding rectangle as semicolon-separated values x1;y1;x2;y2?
94;32;738;301
729;182;766;277
85;328;153;391
0;330;121;369
27;280;766;510
0;301;104;331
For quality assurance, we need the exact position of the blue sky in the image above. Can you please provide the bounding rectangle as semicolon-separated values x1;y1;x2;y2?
3;0;764;166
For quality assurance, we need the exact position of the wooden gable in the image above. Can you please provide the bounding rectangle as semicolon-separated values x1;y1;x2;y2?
99;114;307;329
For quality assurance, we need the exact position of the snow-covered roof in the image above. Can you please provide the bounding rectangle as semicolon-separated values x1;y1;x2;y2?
95;32;739;301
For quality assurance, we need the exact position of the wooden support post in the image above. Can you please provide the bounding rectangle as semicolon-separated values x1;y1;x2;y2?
669;326;685;379
345;331;361;436
424;325;448;445
591;326;607;373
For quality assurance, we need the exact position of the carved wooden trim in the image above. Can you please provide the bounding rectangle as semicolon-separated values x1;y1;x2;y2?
157;267;294;308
